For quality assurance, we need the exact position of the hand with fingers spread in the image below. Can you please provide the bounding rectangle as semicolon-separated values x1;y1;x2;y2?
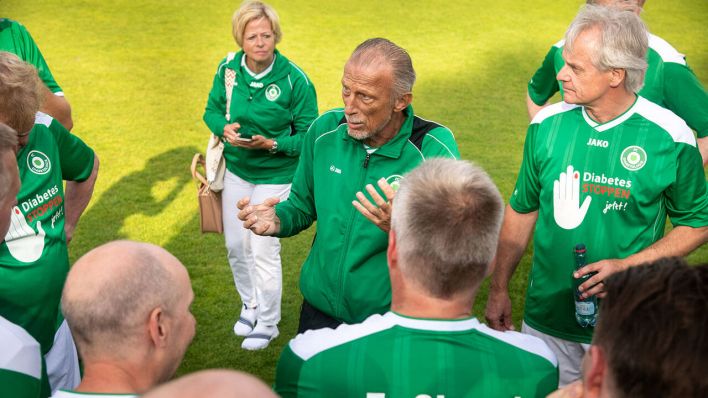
237;196;282;236
553;165;591;230
5;206;46;263
575;258;626;299
352;178;396;233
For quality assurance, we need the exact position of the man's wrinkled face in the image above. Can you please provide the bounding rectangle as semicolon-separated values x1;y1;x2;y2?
557;28;614;107
341;60;397;141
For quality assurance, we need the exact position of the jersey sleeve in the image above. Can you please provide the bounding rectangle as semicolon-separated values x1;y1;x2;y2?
509;123;542;213
422;127;460;159
12;22;62;94
48;118;95;182
664;142;708;227
274;344;305;398
276;65;318;156
202;58;228;137
527;45;561;106
663;62;708;138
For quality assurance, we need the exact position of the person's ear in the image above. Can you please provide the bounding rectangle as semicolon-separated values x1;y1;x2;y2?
583;345;607;398
609;68;625;89
148;307;169;348
393;93;412;112
387;229;398;272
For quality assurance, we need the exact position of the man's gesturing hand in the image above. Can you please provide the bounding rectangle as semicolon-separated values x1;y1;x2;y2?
237;196;281;236
352;178;396;233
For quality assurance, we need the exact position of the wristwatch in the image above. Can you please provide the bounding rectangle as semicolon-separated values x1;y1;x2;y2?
269;139;278;154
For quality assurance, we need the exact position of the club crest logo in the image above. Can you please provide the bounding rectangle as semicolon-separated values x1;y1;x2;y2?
620;146;647;171
27;150;51;175
265;84;281;101
386;175;404;192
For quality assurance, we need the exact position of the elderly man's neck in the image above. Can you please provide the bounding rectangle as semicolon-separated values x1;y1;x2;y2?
584;90;637;124
364;111;407;148
76;360;158;395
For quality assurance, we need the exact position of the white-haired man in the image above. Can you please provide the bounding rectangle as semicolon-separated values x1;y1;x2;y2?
526;0;708;165
238;38;460;338
275;159;558;397
52;241;195;397
487;5;708;386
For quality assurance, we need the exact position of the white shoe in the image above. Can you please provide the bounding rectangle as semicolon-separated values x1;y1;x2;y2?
241;324;279;350
233;304;258;337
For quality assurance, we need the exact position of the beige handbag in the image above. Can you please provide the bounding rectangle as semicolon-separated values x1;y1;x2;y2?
191;153;224;234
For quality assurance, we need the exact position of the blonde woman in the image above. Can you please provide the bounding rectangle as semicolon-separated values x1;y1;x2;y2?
203;1;317;350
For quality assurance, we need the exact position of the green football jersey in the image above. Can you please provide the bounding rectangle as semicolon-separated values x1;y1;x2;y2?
0;316;41;398
0;113;95;355
275;312;558;398
511;97;708;343
0;18;63;94
527;34;708;138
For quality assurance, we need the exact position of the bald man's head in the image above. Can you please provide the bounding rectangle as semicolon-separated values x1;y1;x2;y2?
143;370;277;398
62;241;195;366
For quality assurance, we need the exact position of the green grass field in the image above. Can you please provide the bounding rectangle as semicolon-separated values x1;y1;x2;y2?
5;0;707;386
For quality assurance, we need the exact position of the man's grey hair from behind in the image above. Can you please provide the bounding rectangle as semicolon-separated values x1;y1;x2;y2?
391;158;504;299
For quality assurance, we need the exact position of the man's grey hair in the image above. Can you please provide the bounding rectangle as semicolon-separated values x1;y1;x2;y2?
62;245;180;359
565;4;648;93
349;38;416;101
391;159;504;299
0;123;18;200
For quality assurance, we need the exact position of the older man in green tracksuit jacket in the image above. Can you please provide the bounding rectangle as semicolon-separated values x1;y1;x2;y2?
238;38;460;333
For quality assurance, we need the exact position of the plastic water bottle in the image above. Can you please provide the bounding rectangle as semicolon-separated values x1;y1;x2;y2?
573;244;597;328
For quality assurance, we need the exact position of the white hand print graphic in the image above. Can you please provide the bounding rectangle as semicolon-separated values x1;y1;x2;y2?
4;206;46;263
553;165;592;230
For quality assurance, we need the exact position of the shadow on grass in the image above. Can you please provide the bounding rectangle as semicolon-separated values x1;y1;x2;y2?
75;146;199;250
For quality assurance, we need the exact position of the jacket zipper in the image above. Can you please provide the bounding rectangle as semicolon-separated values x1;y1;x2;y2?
333;150;371;319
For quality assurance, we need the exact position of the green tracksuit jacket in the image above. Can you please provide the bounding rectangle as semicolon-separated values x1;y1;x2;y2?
275;106;460;324
203;49;318;184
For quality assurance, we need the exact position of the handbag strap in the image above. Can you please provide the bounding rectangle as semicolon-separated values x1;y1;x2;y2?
191;153;208;186
224;52;237;121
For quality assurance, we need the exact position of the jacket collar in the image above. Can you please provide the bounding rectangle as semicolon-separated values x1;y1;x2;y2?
230;49;290;86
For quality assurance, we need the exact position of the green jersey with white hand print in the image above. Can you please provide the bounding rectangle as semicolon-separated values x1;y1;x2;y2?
0;112;94;354
510;97;708;343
